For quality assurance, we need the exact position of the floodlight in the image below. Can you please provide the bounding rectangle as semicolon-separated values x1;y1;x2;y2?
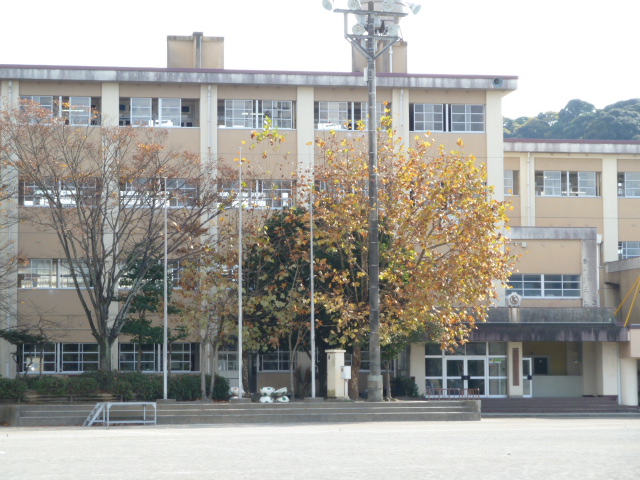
382;0;395;12
347;0;362;10
406;2;421;14
352;23;366;35
322;0;334;10
385;23;400;36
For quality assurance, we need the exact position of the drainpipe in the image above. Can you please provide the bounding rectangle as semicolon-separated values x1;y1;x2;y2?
527;151;532;226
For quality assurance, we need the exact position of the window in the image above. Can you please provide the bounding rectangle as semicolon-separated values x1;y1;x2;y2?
507;274;581;298
345;351;371;371
315;101;386;130
170;343;198;372
619;241;640;260
259;350;294;372
167;259;184;287
450;104;485;132
504;170;519;195
121;98;198;127
20;95;99;125
535;171;600;197
18;259;90;289
218;100;295;129
61;343;100;372
19;178;100;207
218;351;238;371
119;178;197;208
21;343;57;373
19;343;99;374
618;173;640;197
220;179;295;209
412;103;444;132
119;343;160;372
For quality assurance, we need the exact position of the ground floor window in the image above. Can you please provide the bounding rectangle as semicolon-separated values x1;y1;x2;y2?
425;342;508;397
20;343;99;374
118;343;199;372
258;350;295;372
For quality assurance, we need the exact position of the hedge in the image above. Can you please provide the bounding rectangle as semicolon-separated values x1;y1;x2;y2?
0;372;230;402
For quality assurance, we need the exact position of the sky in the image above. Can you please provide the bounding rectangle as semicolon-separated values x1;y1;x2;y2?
1;0;637;119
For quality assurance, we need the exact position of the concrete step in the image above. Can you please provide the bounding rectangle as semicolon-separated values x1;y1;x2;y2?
4;400;480;426
481;397;640;415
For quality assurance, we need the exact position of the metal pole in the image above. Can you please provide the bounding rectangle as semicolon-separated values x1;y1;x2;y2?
237;148;244;398
163;177;168;400
309;181;316;398
365;5;383;403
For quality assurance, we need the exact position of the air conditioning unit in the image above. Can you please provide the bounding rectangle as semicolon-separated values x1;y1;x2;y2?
507;292;522;308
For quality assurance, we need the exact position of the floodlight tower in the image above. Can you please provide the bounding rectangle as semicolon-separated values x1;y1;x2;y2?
322;0;420;402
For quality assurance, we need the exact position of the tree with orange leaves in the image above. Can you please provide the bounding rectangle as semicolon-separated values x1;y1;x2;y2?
312;125;515;399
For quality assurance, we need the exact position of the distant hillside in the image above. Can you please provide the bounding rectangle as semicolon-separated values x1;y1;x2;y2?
504;98;640;141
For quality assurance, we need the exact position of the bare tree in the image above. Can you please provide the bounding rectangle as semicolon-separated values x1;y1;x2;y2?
0;102;234;370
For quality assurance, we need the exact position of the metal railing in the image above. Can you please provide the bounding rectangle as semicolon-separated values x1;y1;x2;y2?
424;388;480;400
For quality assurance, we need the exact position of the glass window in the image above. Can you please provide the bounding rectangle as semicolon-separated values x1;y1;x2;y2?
412;104;444;132
118;343;159;372
316;101;349;129
218;351;238;371
259;350;294;372
61;343;99;372
66;96;92;125
158;98;181;127
21;343;56;373
536;171;599;197
166;178;197;207
131;98;152;126
508;274;580;298
450;104;484;132
425;358;442;376
170;343;196;372
619;241;640;259
504;170;519;195
618;172;640;197
466;342;487;355
261;100;294;129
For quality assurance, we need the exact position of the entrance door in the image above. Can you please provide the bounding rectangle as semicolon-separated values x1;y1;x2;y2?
523;358;533;398
445;358;485;396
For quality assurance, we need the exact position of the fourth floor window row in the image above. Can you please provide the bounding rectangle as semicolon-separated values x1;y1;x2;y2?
20;96;486;133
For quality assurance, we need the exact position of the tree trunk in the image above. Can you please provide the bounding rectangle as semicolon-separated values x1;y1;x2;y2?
288;334;295;400
348;344;362;400
137;343;142;372
199;342;207;400
384;359;392;400
98;337;112;371
208;343;219;401
242;350;250;397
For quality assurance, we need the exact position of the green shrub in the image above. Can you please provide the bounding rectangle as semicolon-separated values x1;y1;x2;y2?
119;372;162;401
169;374;201;401
31;376;67;396
111;378;134;401
210;374;230;401
0;378;28;401
391;376;419;398
66;376;99;396
80;370;118;391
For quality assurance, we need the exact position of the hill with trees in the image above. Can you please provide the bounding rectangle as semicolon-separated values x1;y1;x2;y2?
504;98;640;141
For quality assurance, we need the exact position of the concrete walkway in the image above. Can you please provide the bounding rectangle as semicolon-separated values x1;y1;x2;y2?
1;418;639;479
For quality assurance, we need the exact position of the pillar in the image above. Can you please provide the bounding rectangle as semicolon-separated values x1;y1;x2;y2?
507;342;524;397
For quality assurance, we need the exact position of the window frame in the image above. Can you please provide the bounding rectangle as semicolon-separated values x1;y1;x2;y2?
507;273;581;298
535;171;600;197
618;172;640;197
258;350;294;372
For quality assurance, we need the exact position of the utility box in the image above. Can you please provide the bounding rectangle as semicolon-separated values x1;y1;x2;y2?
326;349;347;399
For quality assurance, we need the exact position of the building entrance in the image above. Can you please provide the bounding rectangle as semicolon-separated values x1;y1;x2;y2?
425;342;508;398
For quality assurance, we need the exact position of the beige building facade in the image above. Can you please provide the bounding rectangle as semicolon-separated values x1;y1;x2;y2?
1;34;638;405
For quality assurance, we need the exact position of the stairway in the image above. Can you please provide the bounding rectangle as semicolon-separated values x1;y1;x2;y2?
3;400;479;426
481;396;640;416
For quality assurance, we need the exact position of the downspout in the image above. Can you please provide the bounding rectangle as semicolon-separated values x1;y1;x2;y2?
527;151;532;226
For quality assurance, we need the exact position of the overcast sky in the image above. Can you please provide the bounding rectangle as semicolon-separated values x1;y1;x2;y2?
2;0;636;119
